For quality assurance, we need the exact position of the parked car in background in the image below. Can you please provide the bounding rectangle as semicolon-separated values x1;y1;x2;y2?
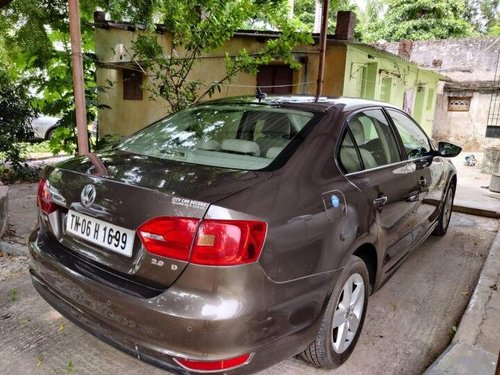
29;96;461;374
31;116;61;140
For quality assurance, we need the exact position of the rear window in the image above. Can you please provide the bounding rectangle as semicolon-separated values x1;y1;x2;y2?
118;104;315;170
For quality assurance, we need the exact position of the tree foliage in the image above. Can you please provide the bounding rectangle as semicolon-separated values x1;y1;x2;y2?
356;0;386;42
1;0;313;138
0;69;36;172
369;0;477;41
129;0;313;112
466;0;499;34
294;0;356;33
0;0;106;155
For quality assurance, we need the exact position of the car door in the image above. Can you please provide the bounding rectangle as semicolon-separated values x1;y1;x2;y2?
338;108;422;274
385;108;447;243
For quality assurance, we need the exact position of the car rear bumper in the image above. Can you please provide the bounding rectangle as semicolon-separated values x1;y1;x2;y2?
30;272;187;373
29;228;340;374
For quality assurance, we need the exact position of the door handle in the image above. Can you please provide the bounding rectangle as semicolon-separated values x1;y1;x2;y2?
419;177;427;187
404;191;420;202
373;195;388;207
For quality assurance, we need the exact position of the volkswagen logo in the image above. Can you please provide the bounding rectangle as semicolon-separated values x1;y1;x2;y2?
81;184;96;208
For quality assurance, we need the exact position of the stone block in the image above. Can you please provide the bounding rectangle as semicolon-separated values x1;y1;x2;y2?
481;147;500;174
0;184;8;238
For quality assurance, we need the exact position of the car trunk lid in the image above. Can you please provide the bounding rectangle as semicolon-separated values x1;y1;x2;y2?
42;151;270;290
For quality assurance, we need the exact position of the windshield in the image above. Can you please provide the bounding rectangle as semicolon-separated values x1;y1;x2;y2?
118;104;315;170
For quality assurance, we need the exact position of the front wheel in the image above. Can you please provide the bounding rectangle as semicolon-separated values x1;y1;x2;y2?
301;255;369;368
433;182;455;236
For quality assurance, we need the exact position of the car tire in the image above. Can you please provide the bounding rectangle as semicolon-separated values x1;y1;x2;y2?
46;128;57;140
432;182;455;236
301;255;369;368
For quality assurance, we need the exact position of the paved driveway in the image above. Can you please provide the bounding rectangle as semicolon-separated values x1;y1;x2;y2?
0;212;497;375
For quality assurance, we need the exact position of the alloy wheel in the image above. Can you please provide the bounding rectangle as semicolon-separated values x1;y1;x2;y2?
331;273;365;354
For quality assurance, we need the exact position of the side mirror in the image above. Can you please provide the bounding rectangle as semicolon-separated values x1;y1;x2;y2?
438;142;462;157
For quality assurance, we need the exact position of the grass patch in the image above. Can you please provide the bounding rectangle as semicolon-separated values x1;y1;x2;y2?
9;289;19;302
20;141;53;155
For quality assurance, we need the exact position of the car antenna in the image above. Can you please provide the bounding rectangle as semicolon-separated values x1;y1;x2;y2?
256;87;267;102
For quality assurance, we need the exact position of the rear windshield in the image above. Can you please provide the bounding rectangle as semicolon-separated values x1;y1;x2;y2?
118;104;315;170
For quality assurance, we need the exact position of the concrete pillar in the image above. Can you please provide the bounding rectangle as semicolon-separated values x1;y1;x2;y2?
490;173;500;193
481;147;500;174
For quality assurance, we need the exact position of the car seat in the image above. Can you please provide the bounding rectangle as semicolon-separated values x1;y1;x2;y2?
255;114;291;157
340;118;378;172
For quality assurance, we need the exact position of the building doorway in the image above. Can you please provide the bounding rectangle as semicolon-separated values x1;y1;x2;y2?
257;65;293;95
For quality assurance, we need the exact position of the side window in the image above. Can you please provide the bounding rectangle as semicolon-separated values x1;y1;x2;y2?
387;109;431;159
338;109;401;173
339;131;363;173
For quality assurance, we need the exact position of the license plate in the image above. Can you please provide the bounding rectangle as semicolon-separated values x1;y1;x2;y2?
65;210;135;257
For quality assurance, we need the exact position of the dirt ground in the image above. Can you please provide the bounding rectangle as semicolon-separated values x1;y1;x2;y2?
0;212;497;375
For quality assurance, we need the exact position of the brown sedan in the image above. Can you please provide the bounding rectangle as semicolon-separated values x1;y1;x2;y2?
29;96;461;373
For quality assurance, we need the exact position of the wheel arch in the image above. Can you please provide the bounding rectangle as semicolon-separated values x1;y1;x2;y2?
45;125;59;140
441;171;457;205
449;173;457;190
353;243;377;294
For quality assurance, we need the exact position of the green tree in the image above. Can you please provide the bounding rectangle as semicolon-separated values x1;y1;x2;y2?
373;0;477;41
294;0;356;33
0;69;36;172
129;0;313;112
466;0;499;34
356;0;386;42
0;0;108;155
1;0;313;141
489;17;500;35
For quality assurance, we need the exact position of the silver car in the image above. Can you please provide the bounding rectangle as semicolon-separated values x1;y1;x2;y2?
31;116;60;140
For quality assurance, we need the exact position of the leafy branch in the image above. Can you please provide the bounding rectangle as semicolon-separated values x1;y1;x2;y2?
130;0;312;112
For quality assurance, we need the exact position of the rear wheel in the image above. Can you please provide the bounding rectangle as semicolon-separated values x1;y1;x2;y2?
301;255;369;368
433;182;455;236
46;127;57;140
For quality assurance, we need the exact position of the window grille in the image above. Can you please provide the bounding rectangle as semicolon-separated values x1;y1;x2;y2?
486;53;500;138
448;97;471;112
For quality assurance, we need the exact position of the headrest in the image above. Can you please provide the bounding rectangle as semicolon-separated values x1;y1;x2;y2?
349;117;365;146
262;113;291;137
196;140;221;151
266;146;284;159
221;139;260;156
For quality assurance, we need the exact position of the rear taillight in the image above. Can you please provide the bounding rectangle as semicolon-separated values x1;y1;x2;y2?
37;179;56;214
137;217;267;266
192;220;266;265
173;353;252;372
137;217;199;261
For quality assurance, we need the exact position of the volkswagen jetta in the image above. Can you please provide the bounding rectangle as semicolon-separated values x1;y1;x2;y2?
29;96;461;374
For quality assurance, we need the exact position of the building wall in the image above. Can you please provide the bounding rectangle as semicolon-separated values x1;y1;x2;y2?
433;88;500;150
382;37;500;150
96;68;166;136
95;29;271;136
342;44;440;134
95;26;441;137
323;44;346;96
95;29;321;136
383;37;499;83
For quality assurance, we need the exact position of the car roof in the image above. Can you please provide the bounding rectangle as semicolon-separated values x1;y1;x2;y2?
203;95;401;113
